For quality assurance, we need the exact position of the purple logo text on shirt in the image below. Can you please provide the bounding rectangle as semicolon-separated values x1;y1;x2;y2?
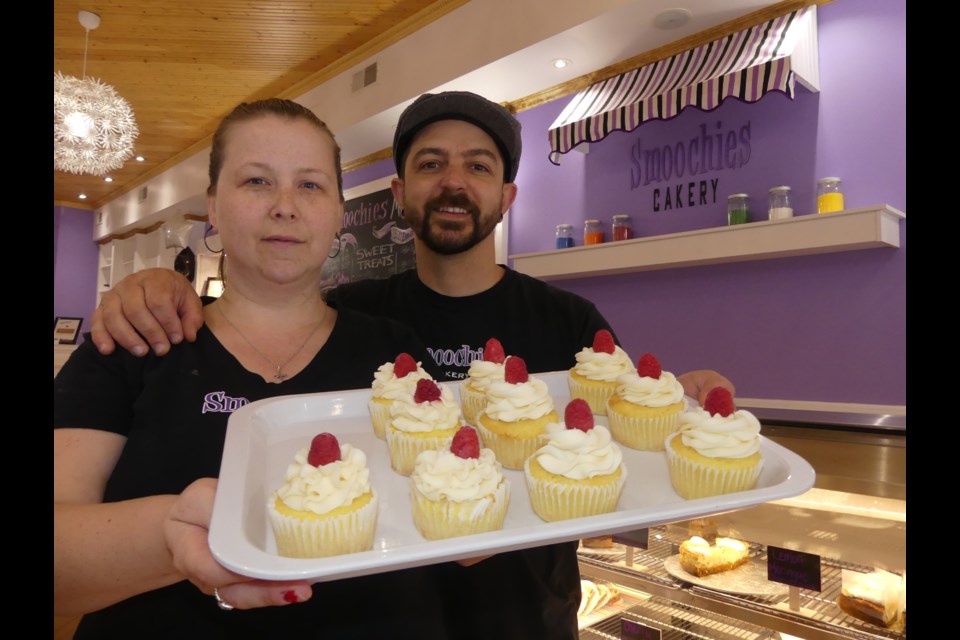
202;391;250;414
426;344;482;368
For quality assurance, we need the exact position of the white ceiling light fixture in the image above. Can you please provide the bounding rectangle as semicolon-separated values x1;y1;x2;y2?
653;8;692;30
551;58;571;70
54;10;139;176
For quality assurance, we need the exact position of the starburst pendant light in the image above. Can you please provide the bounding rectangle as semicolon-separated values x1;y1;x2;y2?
54;10;138;176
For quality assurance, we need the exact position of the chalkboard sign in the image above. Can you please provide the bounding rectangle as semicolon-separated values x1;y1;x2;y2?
621;618;662;640
766;545;822;591
320;184;416;291
612;528;649;549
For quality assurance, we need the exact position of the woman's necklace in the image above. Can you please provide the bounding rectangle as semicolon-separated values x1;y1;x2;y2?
216;303;326;381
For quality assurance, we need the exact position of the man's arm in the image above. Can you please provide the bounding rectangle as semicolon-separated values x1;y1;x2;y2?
91;268;205;356
677;370;736;406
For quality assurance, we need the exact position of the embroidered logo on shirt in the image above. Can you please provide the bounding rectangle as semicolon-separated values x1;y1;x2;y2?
202;390;250;414
426;344;482;380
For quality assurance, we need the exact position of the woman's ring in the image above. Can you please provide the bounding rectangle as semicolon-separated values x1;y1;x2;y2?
213;587;235;611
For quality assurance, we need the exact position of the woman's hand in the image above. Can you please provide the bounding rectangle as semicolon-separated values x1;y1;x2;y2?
164;478;313;609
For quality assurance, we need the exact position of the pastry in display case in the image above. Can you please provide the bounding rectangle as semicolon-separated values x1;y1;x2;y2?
676;536;750;577
837;569;906;632
575;412;906;640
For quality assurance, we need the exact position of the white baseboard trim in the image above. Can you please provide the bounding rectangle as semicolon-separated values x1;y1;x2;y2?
736;398;906;417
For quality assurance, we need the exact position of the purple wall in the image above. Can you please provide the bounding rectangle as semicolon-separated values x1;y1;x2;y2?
55;0;901;402
519;0;905;406
53;206;98;343
345;0;906;406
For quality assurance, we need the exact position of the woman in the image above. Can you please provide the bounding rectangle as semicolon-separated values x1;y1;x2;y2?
54;99;445;639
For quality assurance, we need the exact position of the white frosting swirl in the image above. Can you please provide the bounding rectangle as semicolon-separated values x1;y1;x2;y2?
534;422;623;479
389;382;462;433
411;448;504;502
465;359;505;392
572;345;635;382
275;443;371;515
483;376;555;422
371;360;432;401
677;407;761;458
614;370;685;407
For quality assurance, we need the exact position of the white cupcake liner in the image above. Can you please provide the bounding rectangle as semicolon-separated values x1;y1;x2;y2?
475;419;544;470
665;434;763;499
459;382;488;427
367;398;392;440
567;375;616;415
523;459;626;522
606;401;681;451
410;478;509;540
268;491;378;558
386;428;455;476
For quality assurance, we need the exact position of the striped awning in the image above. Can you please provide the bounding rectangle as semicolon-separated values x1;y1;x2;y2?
548;5;820;164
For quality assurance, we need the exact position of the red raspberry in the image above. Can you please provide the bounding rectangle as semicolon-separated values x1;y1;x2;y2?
414;378;442;403
504;356;529;384
592;329;616;354
636;353;662;379
483;338;506;364
450;425;481;459
307;433;341;467
393;352;418;378
704;387;736;417
564;398;595;432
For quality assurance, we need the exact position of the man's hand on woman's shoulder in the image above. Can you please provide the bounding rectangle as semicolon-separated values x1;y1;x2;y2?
91;268;204;356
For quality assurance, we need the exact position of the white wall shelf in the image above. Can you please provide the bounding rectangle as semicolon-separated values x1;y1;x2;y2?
509;205;905;281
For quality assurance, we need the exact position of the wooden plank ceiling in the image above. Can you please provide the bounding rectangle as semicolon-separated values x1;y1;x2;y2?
53;0;464;210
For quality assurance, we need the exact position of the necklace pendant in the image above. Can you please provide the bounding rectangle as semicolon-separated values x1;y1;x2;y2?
274;371;288;381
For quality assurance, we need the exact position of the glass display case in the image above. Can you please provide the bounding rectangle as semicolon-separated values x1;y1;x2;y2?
575;409;906;640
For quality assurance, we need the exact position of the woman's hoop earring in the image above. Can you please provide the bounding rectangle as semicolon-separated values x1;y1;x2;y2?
329;230;342;259
203;225;223;254
217;252;227;291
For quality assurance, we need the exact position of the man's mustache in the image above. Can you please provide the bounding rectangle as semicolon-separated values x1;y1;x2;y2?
424;192;480;217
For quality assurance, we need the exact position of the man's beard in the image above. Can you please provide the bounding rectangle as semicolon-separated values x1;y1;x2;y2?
405;191;502;256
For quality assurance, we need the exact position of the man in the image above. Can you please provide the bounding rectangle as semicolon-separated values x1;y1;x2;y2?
92;91;732;639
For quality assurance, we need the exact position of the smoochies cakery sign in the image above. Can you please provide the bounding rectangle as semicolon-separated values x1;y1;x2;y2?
320;184;415;291
629;119;751;213
547;5;819;221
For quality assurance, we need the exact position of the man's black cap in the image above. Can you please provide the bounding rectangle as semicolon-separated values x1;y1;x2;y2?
393;91;522;183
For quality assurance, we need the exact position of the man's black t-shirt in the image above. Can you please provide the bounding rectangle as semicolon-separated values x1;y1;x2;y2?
328;266;614;381
328;266;616;640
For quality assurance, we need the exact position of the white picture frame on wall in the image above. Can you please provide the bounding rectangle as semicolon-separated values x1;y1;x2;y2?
54;316;83;345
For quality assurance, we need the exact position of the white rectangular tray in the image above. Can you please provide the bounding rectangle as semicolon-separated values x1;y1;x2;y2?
208;371;815;582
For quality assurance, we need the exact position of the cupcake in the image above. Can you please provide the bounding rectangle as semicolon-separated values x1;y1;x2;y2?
386;378;462;476
665;387;763;499
410;425;510;540
368;352;433;440
606;353;686;451
476;356;560;470
568;329;635;415
524;399;626;522
460;337;507;426
268;433;378;558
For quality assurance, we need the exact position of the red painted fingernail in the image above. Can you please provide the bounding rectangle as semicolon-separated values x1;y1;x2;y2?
282;590;299;603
